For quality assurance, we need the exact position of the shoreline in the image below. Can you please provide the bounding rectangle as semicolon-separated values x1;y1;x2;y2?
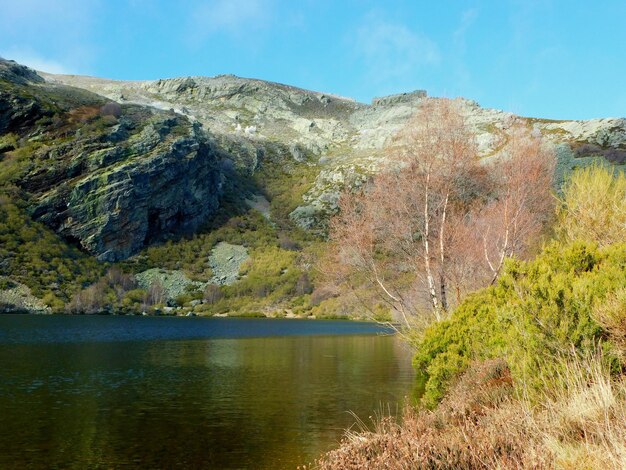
0;309;383;323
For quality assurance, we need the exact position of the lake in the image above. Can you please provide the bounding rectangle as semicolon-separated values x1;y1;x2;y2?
0;315;416;469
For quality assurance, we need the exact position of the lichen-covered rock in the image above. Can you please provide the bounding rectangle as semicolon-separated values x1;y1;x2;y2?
32;120;223;261
208;242;249;285
0;277;50;313
1;60;225;262
135;269;203;302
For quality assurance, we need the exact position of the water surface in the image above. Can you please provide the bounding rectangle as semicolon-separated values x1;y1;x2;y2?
0;315;415;469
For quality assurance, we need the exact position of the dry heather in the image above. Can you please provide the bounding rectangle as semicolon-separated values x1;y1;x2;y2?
314;356;626;469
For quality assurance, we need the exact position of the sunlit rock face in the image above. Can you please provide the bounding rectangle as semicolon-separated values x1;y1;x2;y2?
4;58;625;252
32;122;223;262
46;70;626;231
1;59;224;261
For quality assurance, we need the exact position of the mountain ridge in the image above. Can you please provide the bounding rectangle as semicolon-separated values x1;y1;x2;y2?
40;64;626;229
1;57;624;315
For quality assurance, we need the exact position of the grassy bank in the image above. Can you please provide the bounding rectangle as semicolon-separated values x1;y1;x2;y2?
315;165;626;468
316;353;626;469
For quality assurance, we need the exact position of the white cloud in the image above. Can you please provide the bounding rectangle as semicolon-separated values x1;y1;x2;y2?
0;0;99;74
353;15;440;93
189;0;273;42
0;48;75;74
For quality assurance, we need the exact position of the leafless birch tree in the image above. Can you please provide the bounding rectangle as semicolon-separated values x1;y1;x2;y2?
326;99;555;327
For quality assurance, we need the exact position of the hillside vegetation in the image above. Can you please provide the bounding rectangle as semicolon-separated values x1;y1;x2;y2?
317;165;626;469
2;59;625;318
0;59;332;316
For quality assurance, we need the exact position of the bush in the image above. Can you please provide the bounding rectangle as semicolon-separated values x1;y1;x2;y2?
558;165;626;246
593;287;626;354
175;294;193;306
414;240;626;407
310;287;336;306
0;196;104;302
294;273;313;295
41;292;65;312
413;166;626;407
203;284;224;304
99;102;122;118
122;289;147;309
66;279;112;314
278;234;301;251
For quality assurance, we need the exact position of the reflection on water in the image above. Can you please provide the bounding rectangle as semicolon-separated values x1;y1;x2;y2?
0;316;415;469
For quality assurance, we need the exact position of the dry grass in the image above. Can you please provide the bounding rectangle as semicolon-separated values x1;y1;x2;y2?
314;354;626;469
536;352;626;469
558;165;626;247
593;288;626;356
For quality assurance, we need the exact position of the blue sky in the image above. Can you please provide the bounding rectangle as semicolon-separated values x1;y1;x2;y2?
1;0;625;120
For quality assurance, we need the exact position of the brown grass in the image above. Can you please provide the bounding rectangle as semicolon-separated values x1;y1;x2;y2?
68;105;100;123
593;288;626;356
313;355;626;469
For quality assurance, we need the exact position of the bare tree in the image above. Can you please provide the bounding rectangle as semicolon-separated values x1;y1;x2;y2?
146;280;165;306
203;284;224;304
106;267;137;300
477;128;555;283
66;280;108;314
326;99;555;327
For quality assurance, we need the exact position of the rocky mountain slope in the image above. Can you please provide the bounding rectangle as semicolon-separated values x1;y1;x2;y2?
1;58;625;314
1;59;223;262
45;70;626;229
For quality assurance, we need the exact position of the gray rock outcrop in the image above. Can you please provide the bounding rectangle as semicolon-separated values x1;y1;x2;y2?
31;119;224;262
1;59;224;261
208;242;249;285
44;70;626;231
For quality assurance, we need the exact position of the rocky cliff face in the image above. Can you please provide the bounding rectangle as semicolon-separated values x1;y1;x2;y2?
31;120;223;262
0;59;223;262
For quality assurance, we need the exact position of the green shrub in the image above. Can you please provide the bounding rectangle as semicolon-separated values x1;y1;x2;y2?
414;167;626;407
122;289;147;307
203;284;224;304
414;240;626;408
0;194;104;301
175;294;193;306
41;292;65;312
593;287;626;353
557;164;626;246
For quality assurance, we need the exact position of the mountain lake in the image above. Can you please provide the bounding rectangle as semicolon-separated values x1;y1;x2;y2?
0;315;416;469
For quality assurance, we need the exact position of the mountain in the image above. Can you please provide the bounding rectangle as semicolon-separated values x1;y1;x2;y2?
1;59;223;262
43;68;626;230
1;58;624;315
